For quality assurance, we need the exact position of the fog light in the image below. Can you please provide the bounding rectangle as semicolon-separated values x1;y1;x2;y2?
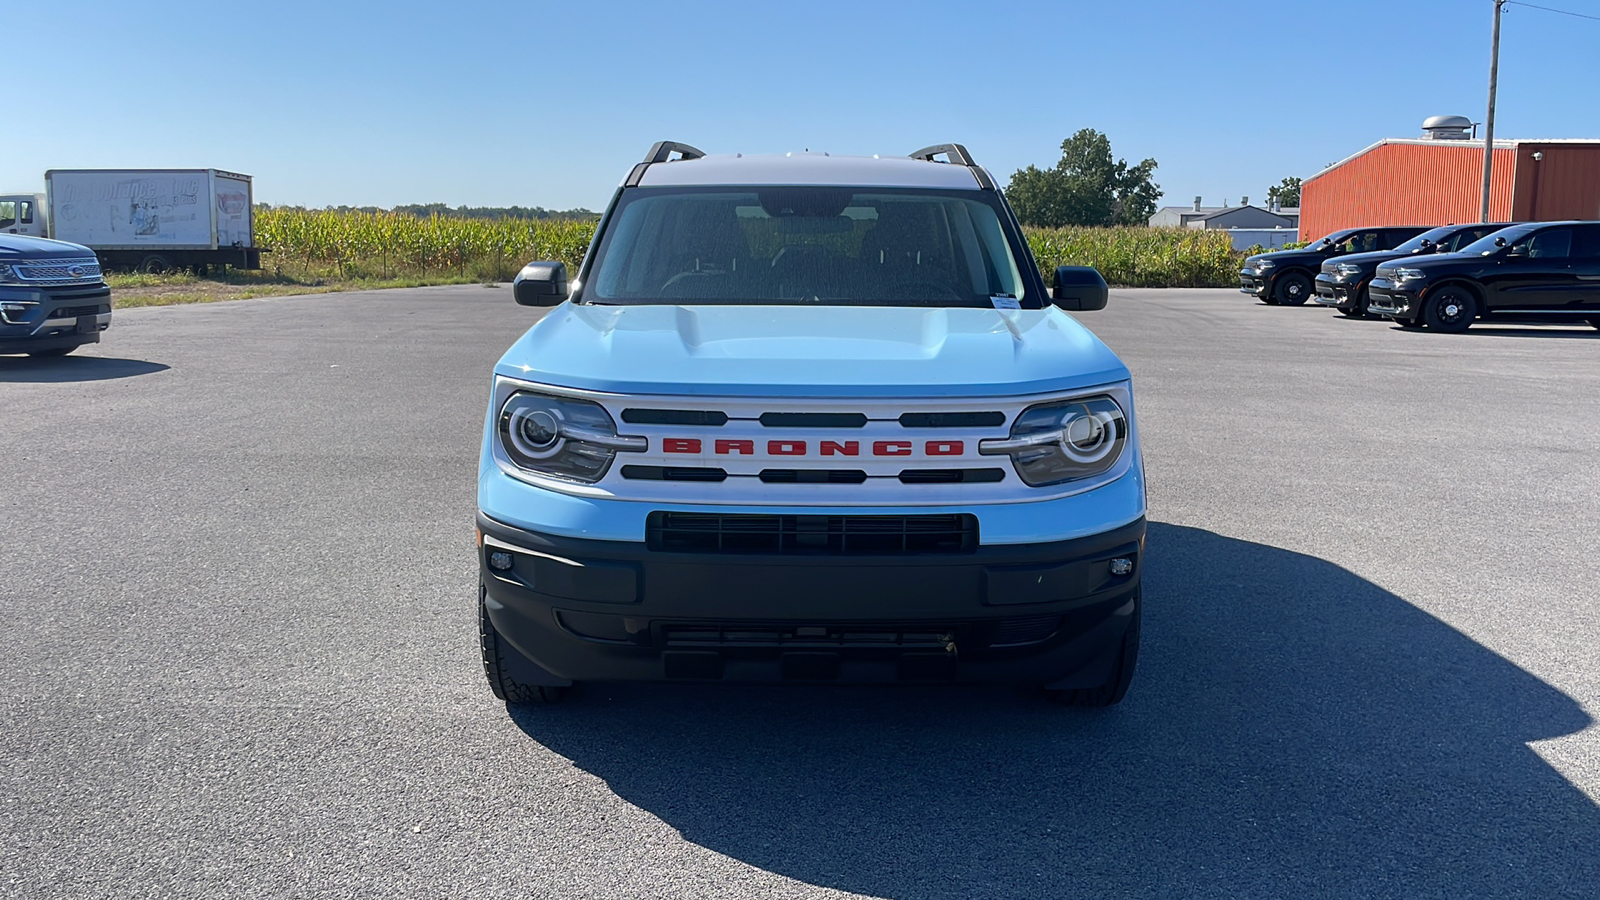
488;551;514;572
1109;557;1134;576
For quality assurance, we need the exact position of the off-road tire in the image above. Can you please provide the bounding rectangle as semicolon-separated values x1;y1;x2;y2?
1421;285;1477;334
1274;272;1312;306
1048;596;1140;708
479;587;568;704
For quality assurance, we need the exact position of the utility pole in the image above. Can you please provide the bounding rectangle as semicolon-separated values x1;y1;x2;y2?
1480;0;1507;223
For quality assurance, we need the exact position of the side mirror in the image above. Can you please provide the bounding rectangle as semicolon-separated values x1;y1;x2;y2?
1494;236;1508;247
1051;266;1108;311
513;261;569;306
1417;239;1433;251
1503;246;1526;259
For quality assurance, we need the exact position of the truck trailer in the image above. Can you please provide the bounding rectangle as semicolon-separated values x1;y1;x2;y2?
0;169;262;273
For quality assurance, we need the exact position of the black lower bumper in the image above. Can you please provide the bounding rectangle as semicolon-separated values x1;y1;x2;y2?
1313;274;1358;308
1367;281;1420;321
477;513;1145;688
0;331;100;354
1239;272;1270;297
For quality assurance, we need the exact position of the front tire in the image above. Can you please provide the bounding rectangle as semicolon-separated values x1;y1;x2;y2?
1421;285;1478;333
1047;597;1140;708
1274;272;1312;306
479;587;569;704
1337;286;1372;318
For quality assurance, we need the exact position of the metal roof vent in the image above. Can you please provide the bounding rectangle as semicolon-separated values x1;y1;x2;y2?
1421;115;1474;140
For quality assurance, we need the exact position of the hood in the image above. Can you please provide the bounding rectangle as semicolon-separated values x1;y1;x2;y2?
1376;250;1480;273
495;304;1131;398
0;235;95;258
1251;247;1328;265
1326;248;1413;268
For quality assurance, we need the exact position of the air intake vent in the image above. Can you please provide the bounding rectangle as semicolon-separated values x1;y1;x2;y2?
621;466;728;482
898;412;1006;428
646;512;978;555
758;412;869;428
621;409;728;426
758;469;868;484
898;468;1006;484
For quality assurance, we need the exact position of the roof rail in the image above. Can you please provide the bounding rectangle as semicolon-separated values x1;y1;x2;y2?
644;141;706;164
909;144;977;167
908;143;994;190
626;141;707;187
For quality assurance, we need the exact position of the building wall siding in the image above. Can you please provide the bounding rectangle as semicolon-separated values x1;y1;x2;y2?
1511;144;1600;220
1300;142;1516;241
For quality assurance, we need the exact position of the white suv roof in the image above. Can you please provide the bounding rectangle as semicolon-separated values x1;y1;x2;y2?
628;143;993;190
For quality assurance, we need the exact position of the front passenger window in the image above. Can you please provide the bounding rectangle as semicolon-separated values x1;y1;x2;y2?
0;201;14;230
1570;225;1600;260
1526;229;1572;259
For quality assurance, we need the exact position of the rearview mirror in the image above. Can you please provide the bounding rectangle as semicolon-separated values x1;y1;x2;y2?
1051;266;1108;311
513;261;569;306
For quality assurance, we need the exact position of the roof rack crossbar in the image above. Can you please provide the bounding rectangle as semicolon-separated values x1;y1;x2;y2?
909;144;978;167
644;141;707;164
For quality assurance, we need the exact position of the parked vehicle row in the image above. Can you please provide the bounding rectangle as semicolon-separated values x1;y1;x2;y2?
1243;220;1600;332
1239;226;1428;306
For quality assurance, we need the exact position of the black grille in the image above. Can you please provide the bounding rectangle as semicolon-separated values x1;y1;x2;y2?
647;512;978;555
620;465;728;482
52;305;103;318
662;622;955;648
758;412;869;428
898;411;1006;428
758;469;867;484
990;615;1062;647
898;468;1006;484
621;409;728;426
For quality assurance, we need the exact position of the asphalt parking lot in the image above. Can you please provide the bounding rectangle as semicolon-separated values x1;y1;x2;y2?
3;285;1598;899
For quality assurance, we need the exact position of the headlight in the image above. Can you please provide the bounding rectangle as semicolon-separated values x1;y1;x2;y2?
1255;259;1277;270
1394;268;1426;282
979;395;1128;487
0;264;22;286
497;391;645;484
1335;263;1363;276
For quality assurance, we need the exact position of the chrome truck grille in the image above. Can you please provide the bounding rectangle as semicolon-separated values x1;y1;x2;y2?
8;258;104;286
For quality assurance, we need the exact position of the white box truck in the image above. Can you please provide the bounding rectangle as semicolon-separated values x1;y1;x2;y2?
0;169;262;273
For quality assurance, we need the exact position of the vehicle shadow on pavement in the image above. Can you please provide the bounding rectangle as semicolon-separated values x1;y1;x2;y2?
510;523;1600;899
0;356;170;382
1452;326;1600;340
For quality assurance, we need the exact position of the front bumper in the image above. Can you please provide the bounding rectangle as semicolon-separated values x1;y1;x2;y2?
1312;273;1360;308
1366;278;1419;321
0;284;112;353
478;512;1145;688
1239;270;1271;297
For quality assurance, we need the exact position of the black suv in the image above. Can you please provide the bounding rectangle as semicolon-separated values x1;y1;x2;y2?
1367;221;1600;332
1;235;112;357
1312;223;1517;318
1240;226;1428;306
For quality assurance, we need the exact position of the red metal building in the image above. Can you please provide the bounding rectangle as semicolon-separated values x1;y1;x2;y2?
1300;137;1600;242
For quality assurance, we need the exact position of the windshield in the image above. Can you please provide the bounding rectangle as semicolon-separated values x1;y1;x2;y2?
584;187;1028;307
1459;223;1540;256
1392;226;1457;254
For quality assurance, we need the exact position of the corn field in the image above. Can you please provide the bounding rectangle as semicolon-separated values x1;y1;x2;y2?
254;207;594;281
1025;226;1241;288
255;208;1245;287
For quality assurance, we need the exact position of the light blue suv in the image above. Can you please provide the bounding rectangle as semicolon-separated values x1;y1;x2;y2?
476;142;1146;706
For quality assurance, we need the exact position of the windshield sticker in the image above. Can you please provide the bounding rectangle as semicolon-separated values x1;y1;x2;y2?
990;295;1020;310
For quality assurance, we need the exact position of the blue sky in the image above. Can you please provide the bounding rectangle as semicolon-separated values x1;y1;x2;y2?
5;0;1598;212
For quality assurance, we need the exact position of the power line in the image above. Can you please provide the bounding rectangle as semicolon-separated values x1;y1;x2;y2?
1506;1;1600;22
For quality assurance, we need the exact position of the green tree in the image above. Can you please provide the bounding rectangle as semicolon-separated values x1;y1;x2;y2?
1266;176;1302;209
1005;130;1161;228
